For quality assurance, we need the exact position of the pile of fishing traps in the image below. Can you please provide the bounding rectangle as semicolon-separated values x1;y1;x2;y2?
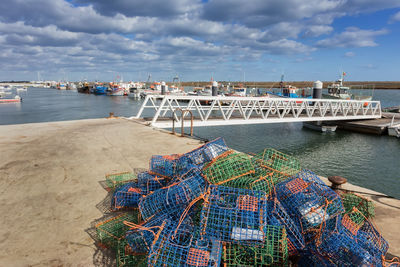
95;137;394;266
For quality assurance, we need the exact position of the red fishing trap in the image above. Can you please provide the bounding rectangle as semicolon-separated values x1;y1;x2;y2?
93;137;396;266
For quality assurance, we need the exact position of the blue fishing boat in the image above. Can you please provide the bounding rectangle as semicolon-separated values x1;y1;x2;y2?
94;85;108;95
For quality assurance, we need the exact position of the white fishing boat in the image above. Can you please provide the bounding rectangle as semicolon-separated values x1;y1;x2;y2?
67;83;77;91
323;72;373;101
107;83;125;96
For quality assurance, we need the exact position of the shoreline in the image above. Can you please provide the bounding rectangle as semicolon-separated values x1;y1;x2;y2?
0;118;398;265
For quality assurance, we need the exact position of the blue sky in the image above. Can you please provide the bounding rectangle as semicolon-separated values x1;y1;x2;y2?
0;0;399;82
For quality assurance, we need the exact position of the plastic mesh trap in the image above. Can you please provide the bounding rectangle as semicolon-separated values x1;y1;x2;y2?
116;239;147;267
341;208;365;236
357;219;389;259
223;225;288;267
137;171;169;195
202;151;255;185
148;220;222;267
222;167;278;197
317;228;377;267
184;137;229;168
139;169;206;221
340;192;375;219
105;172;137;191
149;154;182;177
268;198;305;255
112;182;143;211
253;148;301;177
96;211;141;250
199;185;269;245
276;170;343;233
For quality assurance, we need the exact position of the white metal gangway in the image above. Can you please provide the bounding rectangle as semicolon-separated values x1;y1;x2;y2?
132;95;381;128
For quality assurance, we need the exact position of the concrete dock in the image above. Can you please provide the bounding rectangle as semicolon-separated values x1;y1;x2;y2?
0;118;399;266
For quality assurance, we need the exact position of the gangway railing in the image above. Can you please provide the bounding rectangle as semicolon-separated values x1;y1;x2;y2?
132;95;381;128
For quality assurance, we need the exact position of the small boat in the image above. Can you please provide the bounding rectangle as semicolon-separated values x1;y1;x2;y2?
303;122;337;133
107;83;125;96
0;95;21;103
128;87;141;98
57;82;67;90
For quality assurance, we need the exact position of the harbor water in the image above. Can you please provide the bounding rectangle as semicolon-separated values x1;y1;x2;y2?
1;87;399;198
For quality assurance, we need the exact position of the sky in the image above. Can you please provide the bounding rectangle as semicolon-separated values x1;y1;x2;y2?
0;0;400;82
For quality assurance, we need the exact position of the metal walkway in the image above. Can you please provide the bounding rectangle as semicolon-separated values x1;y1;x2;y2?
133;95;382;128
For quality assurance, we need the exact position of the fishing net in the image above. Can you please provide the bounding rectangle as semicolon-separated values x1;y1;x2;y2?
340;192;375;219
111;182;143;211
252;148;301;177
223;225;288;267
139;169;207;221
105;172;137;191
96;211;141;251
199;185;269;245
202;151;255;185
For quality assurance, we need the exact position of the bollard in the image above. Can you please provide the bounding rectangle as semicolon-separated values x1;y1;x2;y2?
161;81;166;95
328;175;347;191
212;81;218;96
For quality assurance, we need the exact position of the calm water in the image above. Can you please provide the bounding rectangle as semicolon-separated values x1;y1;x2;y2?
1;87;399;198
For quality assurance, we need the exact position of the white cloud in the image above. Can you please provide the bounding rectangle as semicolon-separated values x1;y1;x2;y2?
344;51;355;57
304;25;334;37
316;27;389;48
389;11;400;23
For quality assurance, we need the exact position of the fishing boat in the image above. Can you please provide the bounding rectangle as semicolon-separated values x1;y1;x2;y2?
93;84;108;95
67;83;77;91
226;84;246;97
78;82;91;93
57;82;67;90
323;72;373;101
281;85;312;98
267;75;312;99
107;83;125;96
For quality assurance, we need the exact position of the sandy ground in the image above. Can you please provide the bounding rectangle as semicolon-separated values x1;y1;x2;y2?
0;118;203;266
0;118;399;266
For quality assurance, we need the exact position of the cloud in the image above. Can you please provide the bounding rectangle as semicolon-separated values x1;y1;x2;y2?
73;0;200;17
344;51;355;57
389;11;400;23
202;0;344;27
303;25;334;37
316;27;389;48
